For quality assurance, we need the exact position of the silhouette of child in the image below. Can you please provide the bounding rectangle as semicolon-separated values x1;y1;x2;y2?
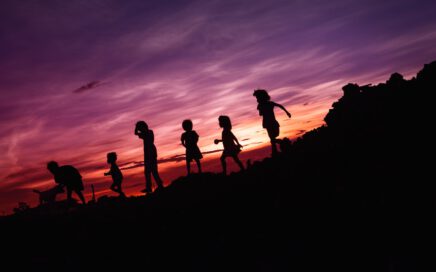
134;121;164;194
214;115;244;175
47;161;86;204
104;152;125;197
181;119;203;175
253;89;291;155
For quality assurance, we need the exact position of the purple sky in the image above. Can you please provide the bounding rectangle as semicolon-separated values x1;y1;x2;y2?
1;0;435;213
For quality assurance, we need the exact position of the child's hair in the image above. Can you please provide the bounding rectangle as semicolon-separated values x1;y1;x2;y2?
47;161;59;171
253;89;270;101
107;152;117;163
218;115;232;129
136;121;148;131
182;119;193;131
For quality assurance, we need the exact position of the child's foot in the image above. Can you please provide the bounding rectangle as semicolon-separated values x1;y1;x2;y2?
141;188;151;194
155;186;165;193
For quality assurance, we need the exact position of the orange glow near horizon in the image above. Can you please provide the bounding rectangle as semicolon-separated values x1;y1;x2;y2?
1;96;332;213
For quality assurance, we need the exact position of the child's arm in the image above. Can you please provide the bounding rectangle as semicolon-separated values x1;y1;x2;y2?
114;165;123;179
181;134;186;147
257;105;262;116
135;129;145;139
194;131;199;143
273;102;291;118
104;170;111;176
214;139;222;144
231;133;243;148
150;130;155;143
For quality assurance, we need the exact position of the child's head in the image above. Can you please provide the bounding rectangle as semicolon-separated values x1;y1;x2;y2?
135;121;148;132
253;89;270;102
107;152;117;164
218;115;232;129
182;119;193;131
47;161;59;173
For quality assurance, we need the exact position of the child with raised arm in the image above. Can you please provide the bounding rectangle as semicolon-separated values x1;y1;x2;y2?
181;119;203;175
214;115;244;175
134;121;164;194
104;152;125;197
253;89;291;156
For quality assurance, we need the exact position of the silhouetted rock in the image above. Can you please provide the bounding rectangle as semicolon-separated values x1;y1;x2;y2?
277;137;292;153
386;72;405;86
13;202;30;214
416;60;436;84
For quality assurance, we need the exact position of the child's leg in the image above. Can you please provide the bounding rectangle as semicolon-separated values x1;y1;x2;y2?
271;139;278;155
116;182;125;197
267;127;280;155
151;163;164;189
110;183;117;192
144;166;152;193
232;155;245;171
75;190;86;204
220;156;227;175
186;158;191;175
195;158;202;173
114;181;122;193
67;188;73;202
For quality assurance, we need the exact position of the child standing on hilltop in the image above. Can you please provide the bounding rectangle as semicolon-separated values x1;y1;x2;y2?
253;89;291;156
181;119;203;175
104;152;125;197
134;121;164;194
214;115;244;175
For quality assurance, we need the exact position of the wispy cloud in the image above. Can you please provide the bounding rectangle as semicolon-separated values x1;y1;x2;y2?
73;81;107;93
119;148;225;170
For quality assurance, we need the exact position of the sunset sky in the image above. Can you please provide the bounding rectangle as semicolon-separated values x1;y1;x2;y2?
1;0;435;213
